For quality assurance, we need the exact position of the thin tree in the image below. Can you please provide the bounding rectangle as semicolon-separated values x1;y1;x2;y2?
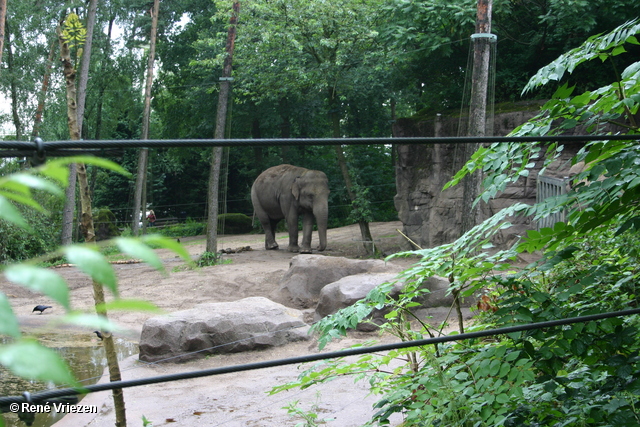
0;0;6;65
62;0;97;244
5;29;23;140
32;37;57;138
206;0;240;254
57;13;127;427
132;0;160;236
460;0;494;235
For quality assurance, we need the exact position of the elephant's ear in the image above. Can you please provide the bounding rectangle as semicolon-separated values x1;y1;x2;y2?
292;177;301;200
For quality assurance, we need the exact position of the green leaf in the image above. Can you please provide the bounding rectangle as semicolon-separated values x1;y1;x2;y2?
115;238;165;272
58;313;121;331
0;195;31;230
95;299;161;312
64;246;118;296
1;173;63;196
142;234;194;265
4;265;70;310
0;339;77;385
0;293;20;338
42;156;132;179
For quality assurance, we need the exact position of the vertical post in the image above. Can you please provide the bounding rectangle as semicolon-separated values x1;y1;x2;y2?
206;0;240;254
460;0;495;235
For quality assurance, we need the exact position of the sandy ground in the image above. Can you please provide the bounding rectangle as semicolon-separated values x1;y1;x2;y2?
2;222;469;427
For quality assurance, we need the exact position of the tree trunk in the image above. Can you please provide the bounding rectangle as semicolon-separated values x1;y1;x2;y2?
94;17;115;141
461;0;494;236
58;21;127;427
62;0;98;244
32;38;57;138
206;0;240;254
6;32;22;141
132;0;160;236
329;86;375;256
76;0;98;134
0;0;6;65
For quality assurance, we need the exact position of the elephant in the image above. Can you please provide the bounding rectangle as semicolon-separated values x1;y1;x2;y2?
251;164;329;253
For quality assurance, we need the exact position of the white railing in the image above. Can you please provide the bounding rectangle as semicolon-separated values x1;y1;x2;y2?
536;175;568;230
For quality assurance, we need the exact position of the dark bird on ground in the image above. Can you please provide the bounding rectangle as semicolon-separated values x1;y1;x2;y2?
93;331;104;340
32;305;52;314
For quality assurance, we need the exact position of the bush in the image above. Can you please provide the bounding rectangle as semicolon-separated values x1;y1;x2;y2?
0;194;62;263
94;207;121;241
218;213;253;234
156;219;206;238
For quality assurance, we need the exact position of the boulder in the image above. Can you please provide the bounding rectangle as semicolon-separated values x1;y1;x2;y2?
314;272;402;331
139;297;310;363
314;273;477;331
272;255;403;309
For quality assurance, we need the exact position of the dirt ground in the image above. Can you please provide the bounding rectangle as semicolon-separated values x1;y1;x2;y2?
2;222;467;427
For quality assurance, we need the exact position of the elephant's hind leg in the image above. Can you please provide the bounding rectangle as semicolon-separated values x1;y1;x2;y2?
265;218;280;250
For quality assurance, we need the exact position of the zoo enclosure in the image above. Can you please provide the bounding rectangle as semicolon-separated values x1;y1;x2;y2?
1;133;640;409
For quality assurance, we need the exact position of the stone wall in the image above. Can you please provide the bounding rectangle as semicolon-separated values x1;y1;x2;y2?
392;105;580;250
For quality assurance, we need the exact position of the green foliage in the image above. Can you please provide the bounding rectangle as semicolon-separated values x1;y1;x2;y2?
61;13;87;50
94;208;121;241
273;21;640;426
346;183;374;224
0;157;192;391
218;213;253;234
197;251;221;267
142;414;153;426
283;392;334;426
155;219;206;238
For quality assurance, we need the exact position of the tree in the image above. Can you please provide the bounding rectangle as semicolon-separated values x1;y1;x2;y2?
226;0;388;254
0;0;6;65
132;0;160;236
57;13;128;426
275;19;640;426
206;0;240;255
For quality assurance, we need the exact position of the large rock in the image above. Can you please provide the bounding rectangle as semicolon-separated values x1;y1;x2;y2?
314;273;477;331
139;297;310;363
314;272;401;331
272;255;403;309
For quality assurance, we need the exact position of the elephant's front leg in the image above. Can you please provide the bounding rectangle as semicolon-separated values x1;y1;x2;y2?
299;211;314;254
285;213;301;253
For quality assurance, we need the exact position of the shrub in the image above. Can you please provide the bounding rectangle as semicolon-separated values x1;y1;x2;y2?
94;207;121;241
218;213;253;234
156;219;206;237
0;194;62;263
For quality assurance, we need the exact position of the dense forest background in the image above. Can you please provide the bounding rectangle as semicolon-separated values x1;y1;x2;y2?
1;0;639;254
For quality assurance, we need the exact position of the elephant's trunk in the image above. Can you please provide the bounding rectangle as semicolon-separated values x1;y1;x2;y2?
314;204;328;251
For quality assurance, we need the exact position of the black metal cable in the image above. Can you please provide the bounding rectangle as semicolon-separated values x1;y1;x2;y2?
1;307;638;406
0;134;638;157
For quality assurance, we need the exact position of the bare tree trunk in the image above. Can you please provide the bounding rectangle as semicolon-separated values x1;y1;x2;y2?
206;0;240;254
62;0;98;244
58;22;127;427
461;0;494;235
328;86;375;256
132;0;160;236
76;0;98;134
0;0;6;66
94;16;115;141
32;38;57;137
6;32;23;141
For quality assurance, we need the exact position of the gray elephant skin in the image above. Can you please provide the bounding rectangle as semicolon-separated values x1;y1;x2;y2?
251;164;330;253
